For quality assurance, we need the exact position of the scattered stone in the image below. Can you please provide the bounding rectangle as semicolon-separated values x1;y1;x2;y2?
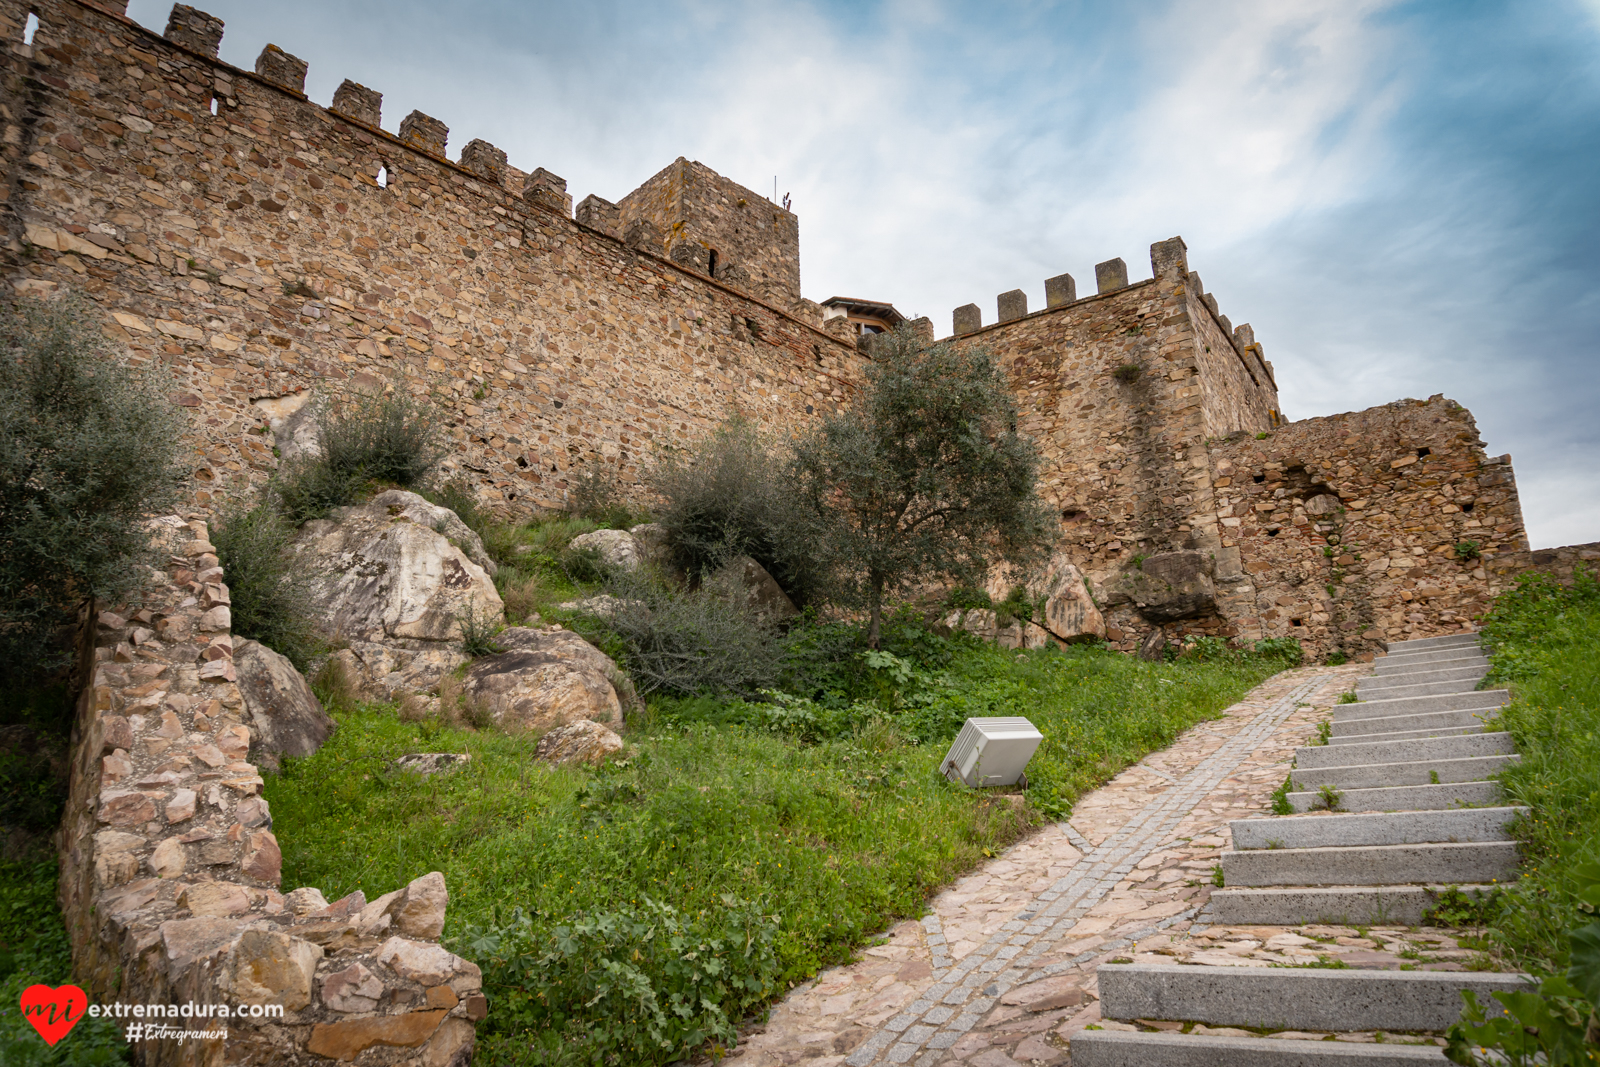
392;752;472;778
534;719;624;766
714;554;799;621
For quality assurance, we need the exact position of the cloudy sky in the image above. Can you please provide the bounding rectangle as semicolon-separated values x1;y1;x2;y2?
126;0;1600;548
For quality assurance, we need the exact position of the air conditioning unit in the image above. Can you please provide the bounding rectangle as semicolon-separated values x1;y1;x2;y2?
941;717;1043;788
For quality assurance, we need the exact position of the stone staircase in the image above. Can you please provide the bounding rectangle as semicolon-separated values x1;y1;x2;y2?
1071;633;1533;1065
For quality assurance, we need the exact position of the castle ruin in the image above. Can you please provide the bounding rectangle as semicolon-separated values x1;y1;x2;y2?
1;0;1591;663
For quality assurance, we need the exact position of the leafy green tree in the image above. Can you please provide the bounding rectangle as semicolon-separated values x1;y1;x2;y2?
0;293;185;678
792;326;1053;646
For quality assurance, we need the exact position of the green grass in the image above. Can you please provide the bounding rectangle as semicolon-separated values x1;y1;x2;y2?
266;621;1287;1064
0;859;130;1065
1477;566;1600;973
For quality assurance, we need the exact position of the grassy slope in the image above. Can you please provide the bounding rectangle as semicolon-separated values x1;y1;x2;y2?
266;636;1282;1058
1481;568;1600;973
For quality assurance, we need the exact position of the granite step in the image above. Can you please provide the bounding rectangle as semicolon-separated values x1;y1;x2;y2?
1329;725;1484;745
1289;754;1517;792
1220;841;1518;888
1095;963;1527;1032
1334;691;1508;720
1373;651;1486;675
1229;807;1526;850
1359;664;1487;689
1384;633;1483;653
1358;666;1487;693
1286;780;1502;813
1209;884;1503;926
1295;732;1513;769
1330;709;1497;738
1071;1029;1449;1066
1356;678;1488;702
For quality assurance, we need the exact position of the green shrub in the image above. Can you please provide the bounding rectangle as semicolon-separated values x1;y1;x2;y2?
567;465;641;530
1253;637;1304;666
273;387;445;523
211;501;324;670
456;603;504;658
570;569;787;697
1446;861;1600;1065
273;452;367;525
0;292;185;678
458;896;781;1064
558;545;612;586
320;386;445;488
648;420;828;606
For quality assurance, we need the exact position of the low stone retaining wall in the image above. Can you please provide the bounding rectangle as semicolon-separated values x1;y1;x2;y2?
58;515;484;1065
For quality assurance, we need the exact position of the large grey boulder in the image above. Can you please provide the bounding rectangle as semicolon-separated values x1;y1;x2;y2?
462;627;622;734
296;493;504;698
568;528;641;572
233;639;335;774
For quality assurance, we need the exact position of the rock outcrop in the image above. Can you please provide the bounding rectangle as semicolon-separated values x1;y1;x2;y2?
234;639;335;773
462;627;623;733
533;720;625;765
296;493;503;698
1112;550;1217;623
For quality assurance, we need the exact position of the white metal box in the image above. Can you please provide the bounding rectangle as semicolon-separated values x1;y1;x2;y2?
941;716;1043;788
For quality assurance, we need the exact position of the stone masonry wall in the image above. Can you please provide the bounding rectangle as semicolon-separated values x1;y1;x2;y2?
0;0;860;517
61;516;484;1065
946;238;1281;651
1204;396;1531;661
614;157;801;306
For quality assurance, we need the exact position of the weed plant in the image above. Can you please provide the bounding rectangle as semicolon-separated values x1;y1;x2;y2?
274;387;444;523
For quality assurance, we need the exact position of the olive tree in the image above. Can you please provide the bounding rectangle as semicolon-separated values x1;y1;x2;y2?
792;326;1054;645
0;293;186;677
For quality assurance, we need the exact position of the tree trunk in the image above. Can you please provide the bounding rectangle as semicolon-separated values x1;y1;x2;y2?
867;575;884;649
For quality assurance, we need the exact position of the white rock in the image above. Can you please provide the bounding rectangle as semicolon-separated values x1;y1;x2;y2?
568;528;642;571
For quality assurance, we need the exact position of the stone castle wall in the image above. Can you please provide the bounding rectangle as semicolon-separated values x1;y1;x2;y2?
0;0;861;516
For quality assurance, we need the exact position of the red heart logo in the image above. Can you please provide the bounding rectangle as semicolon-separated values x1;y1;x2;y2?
19;985;87;1046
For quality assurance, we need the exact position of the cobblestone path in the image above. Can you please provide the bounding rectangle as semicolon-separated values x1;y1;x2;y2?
721;663;1380;1066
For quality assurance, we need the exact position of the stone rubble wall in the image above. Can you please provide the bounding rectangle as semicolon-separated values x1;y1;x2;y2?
0;0;863;519
1202;396;1532;661
59;516;484;1065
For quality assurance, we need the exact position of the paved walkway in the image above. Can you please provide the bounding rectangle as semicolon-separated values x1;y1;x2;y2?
720;662;1425;1066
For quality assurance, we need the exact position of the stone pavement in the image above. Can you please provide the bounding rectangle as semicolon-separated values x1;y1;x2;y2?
719;662;1397;1066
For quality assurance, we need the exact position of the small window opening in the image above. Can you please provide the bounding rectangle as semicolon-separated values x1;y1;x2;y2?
707;249;718;278
804;404;814;414
23;12;39;45
1461;503;1474;513
1253;473;1266;483
1416;447;1431;458
209;96;219;116
376;165;388;189
1290;618;1304;627
812;343;822;365
1266;527;1280;537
